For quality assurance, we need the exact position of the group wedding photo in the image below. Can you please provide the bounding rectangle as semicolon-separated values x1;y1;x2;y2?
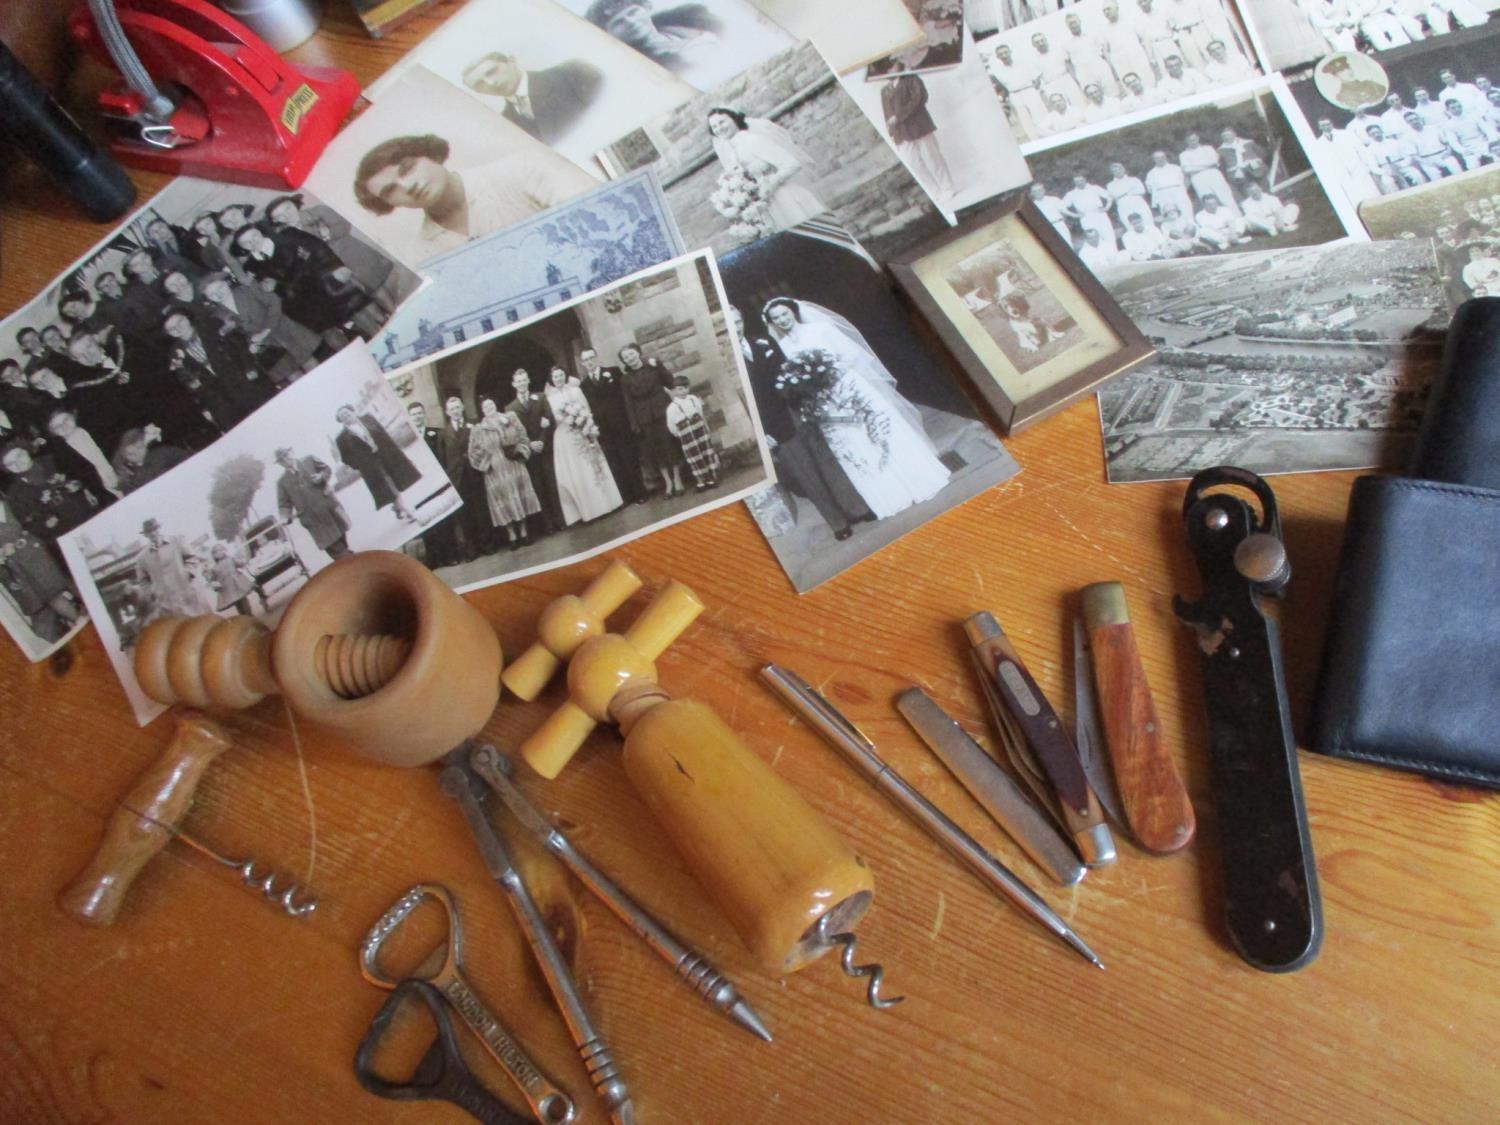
387;250;772;590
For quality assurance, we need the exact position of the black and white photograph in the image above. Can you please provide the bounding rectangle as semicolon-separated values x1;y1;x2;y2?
1236;0;1494;75
57;345;456;723
1098;240;1449;483
597;42;949;260
842;22;1029;218
981;0;1258;146
0;176;422;661
555;0;794;91
374;170;685;371
1286;25;1500;211
1313;50;1392;111
363;0;697;169
750;0;925;73
720;231;1022;592
866;0;967;79
305;66;601;267
1361;165;1500;304
1026;79;1360;279
386;250;773;590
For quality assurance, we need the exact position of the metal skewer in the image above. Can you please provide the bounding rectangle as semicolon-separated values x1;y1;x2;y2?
761;664;1104;971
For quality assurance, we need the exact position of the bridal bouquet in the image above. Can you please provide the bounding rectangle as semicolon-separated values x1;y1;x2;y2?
775;348;892;463
557;398;601;443
710;170;773;240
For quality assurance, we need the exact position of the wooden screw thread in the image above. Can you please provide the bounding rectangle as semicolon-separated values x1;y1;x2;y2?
58;713;232;926
316;633;411;699
502;560;643;700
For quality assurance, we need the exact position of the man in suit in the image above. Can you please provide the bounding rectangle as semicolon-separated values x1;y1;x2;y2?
408;403;461;567
133;517;211;618
505;368;563;534
730;307;868;541
198;271;321;386
881;66;956;203
461;52;603;146
438;395;491;558
44;407;121;499
333;405;420;523
577;345;643;504
162;309;273;438
274;446;351;560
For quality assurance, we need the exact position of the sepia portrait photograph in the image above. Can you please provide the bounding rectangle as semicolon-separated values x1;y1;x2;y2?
841;23;1029;218
1236;0;1495;75
892;201;1154;431
385;250;772;591
0;176;422;662
305;66;600;267
720;230;1021;592
363;0;697;168
866;0;967;79
598;42;949;260
374;169;685;371
982;0;1258;146
1285;24;1500;212
1026;78;1360;279
58;345;453;724
1097;239;1450;484
554;0;794;91
1361;164;1500;305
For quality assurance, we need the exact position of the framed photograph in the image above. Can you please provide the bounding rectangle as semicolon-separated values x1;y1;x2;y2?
888;196;1155;433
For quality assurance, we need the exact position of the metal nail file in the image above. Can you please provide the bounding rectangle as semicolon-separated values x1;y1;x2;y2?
1078;587;1196;855
964;613;1117;868
894;687;1085;887
1172;466;1322;973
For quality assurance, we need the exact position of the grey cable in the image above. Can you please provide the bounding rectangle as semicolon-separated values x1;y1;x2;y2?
88;0;175;122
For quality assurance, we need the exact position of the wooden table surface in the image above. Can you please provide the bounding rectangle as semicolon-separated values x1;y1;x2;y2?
2;7;1497;1123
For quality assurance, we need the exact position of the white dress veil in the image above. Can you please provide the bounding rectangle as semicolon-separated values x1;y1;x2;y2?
711;116;816;174
764;298;937;453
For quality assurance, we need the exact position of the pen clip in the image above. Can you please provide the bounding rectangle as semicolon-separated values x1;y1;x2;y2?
771;667;879;753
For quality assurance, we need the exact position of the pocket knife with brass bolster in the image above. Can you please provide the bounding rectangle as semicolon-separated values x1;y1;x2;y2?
1172;466;1322;973
965;612;1116;868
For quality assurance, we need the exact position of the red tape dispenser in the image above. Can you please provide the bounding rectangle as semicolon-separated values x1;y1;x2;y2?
69;0;358;188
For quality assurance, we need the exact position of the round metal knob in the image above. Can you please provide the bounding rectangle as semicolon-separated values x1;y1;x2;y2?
1234;532;1291;591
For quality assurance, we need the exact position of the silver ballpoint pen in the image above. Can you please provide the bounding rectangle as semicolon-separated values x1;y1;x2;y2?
761;665;1104;970
466;742;773;1042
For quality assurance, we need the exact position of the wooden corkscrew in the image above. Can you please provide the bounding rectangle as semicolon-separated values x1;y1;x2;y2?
506;561;883;982
132;551;503;767
59;711;316;926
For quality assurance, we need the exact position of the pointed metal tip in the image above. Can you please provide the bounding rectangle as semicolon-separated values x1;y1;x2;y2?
609;1097;639;1125
1064;928;1105;970
728;997;774;1042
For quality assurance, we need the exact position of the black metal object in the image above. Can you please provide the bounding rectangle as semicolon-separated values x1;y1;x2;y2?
1173;466;1322;973
354;979;530;1124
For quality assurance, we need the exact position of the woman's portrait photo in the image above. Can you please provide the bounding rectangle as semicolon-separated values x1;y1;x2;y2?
706;106;829;239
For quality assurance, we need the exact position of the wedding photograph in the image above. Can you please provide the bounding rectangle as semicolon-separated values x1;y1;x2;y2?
1361;165;1500;305
1097;240;1449;483
57;345;452;724
386;250;773;591
719;230;1021;592
841;23;1029;218
0;176;422;662
362;0;696;168
1236;0;1494;75
373;170;685;371
305;66;601;267
555;0;794;91
597;42;949;260
1026;79;1359;278
866;0;967;79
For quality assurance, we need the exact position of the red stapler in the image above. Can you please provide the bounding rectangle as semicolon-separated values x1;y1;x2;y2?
69;0;358;188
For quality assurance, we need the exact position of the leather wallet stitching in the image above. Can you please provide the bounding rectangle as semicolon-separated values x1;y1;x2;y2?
1325;743;1500;784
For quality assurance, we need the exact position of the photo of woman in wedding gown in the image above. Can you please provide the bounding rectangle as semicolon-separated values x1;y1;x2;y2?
708;107;829;233
543;365;623;524
763;296;951;520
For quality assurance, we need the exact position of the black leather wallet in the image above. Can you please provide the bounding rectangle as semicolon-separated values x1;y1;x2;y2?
1310;298;1500;788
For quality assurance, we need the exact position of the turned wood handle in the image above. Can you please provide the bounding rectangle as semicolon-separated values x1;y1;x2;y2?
502;560;642;700
58;713;233;926
1082;583;1195;855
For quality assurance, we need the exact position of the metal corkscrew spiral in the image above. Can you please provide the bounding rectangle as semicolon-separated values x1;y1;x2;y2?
814;913;904;1009
178;835;318;917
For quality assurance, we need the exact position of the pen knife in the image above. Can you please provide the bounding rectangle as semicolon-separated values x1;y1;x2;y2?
964;612;1116;867
1071;617;1130;836
895;687;1085;886
1080;584;1196;855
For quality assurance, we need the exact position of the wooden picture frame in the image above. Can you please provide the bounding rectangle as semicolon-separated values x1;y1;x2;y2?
888;196;1155;435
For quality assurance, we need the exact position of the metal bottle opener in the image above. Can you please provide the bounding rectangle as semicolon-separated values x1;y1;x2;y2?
1172;466;1322;972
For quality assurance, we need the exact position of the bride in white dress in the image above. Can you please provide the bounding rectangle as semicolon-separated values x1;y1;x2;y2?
544;365;623;524
763;297;951;520
708;107;829;230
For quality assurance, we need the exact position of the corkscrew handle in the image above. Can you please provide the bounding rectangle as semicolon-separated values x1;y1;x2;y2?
59;712;232;926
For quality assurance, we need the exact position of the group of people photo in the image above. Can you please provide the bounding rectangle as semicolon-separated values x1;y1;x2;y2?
412;340;724;568
1248;0;1489;71
983;0;1256;142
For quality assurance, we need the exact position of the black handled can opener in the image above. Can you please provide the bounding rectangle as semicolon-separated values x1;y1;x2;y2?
1172;466;1322;973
